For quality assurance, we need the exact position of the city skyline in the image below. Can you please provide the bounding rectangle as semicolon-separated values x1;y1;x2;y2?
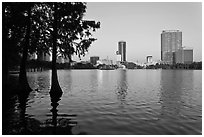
2;2;202;135
73;2;202;63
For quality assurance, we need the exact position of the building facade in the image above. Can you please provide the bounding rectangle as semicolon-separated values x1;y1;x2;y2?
98;59;113;65
118;41;126;62
183;48;193;64
161;30;182;64
174;49;183;64
90;56;100;65
146;55;153;63
37;52;50;62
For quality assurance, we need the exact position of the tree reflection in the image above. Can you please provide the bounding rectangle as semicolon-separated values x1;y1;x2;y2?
18;90;31;134
49;91;62;134
48;91;80;135
16;89;42;134
5;89;40;135
4;88;80;134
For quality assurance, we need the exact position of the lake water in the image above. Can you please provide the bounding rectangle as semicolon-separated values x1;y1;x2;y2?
3;69;202;134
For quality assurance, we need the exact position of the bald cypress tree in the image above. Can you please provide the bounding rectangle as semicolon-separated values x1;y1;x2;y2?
49;2;100;94
2;3;34;91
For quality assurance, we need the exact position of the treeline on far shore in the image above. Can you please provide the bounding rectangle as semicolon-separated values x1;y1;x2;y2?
9;60;202;72
9;60;96;72
146;62;202;70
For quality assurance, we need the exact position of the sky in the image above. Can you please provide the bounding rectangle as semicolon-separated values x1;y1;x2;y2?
73;2;202;63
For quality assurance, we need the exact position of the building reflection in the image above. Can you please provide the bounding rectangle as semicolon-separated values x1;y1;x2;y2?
115;70;128;104
159;70;185;119
36;71;51;94
58;70;72;95
89;70;99;91
97;70;103;85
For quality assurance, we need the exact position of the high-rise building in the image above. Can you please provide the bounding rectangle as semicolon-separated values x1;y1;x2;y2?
161;30;182;64
161;30;194;64
90;56;99;65
38;52;50;62
117;41;126;62
174;48;183;64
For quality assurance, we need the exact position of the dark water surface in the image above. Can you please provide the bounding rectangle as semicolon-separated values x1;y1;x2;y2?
3;69;202;134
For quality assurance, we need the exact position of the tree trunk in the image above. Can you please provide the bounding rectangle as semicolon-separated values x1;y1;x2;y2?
50;3;62;94
19;5;32;92
2;3;8;87
50;90;62;134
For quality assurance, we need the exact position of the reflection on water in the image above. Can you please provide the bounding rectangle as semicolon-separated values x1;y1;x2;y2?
17;90;30;134
3;70;202;135
160;70;184;117
2;87;42;134
116;70;128;104
49;91;63;134
45;90;78;135
159;70;201;134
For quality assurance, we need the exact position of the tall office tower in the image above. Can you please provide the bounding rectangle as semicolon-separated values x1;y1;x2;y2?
161;30;182;64
118;41;126;62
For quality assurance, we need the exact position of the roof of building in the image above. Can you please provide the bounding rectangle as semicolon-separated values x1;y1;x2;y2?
162;30;181;33
119;40;126;43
